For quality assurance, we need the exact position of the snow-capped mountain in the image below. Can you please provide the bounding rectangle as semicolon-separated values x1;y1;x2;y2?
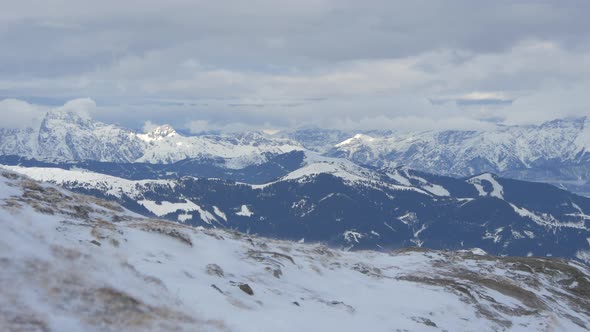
1;169;589;331
0;110;304;166
278;128;354;153
6;111;590;194
5;162;590;265
328;117;590;194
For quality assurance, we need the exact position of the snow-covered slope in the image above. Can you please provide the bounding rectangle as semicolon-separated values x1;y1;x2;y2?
0;110;304;166
330;117;590;176
5;163;590;263
0;110;145;163
137;131;303;167
0;165;176;198
1;170;590;331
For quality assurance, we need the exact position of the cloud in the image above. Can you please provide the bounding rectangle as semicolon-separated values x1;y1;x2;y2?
0;98;47;128
0;1;589;131
0;98;99;129
142;120;161;133
186;120;209;134
430;92;515;107
54;98;97;117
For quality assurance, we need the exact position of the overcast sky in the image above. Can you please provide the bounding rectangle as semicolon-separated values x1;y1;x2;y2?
1;0;589;132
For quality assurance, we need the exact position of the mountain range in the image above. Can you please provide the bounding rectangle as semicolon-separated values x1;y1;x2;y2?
323;118;590;195
0;110;303;166
3;110;590;265
4;111;590;194
5;158;590;265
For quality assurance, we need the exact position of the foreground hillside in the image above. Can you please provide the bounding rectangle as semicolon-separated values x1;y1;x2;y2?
1;170;590;331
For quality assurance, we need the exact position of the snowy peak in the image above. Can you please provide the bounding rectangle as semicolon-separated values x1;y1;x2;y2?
328;116;590;185
139;124;179;142
34;110;145;163
0;111;305;166
335;133;376;148
42;109;93;126
539;116;587;130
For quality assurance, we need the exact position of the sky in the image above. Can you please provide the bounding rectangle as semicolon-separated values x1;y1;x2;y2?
0;0;589;133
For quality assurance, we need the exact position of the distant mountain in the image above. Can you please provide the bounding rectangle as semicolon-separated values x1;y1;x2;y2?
5;161;590;265
327;117;590;195
278;128;353;153
3;110;590;265
0;150;307;183
3;169;589;331
0;109;304;166
5;111;590;194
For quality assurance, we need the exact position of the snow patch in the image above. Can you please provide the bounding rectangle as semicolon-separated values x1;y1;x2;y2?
213;206;227;222
575;249;590;264
138;199;217;224
178;213;192;222
236;205;253;217
387;169;412;186
467;173;504;199
343;230;364;244
510;203;587;230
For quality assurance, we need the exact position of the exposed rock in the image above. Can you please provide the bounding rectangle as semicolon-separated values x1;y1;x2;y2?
238;283;254;296
206;264;224;277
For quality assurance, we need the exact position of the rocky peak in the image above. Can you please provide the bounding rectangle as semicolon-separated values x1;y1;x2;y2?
42;109;94;129
145;125;178;140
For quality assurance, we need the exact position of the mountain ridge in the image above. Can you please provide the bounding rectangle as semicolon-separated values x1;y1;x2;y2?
5;162;590;265
0;109;304;166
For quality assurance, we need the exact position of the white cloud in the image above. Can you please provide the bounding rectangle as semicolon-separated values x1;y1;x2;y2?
0;99;47;128
54;98;97;117
0;2;589;131
187;120;209;133
142;120;161;133
0;98;101;129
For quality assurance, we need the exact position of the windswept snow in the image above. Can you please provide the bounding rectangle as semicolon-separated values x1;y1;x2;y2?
2;170;589;331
